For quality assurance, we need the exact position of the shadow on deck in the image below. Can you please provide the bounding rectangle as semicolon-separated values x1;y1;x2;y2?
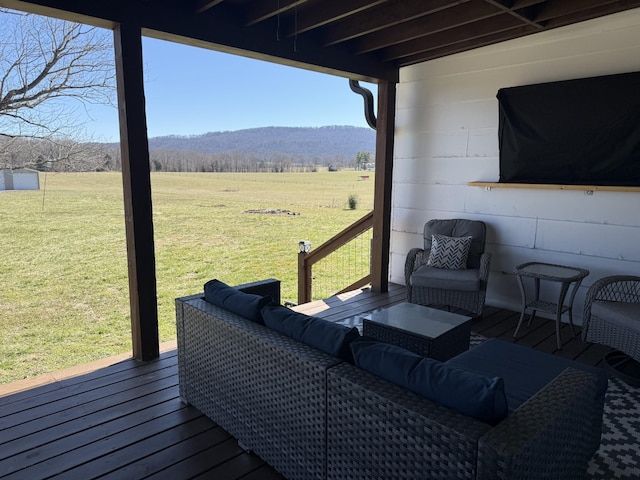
0;283;613;479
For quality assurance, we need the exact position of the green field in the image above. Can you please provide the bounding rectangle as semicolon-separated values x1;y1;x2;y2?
0;171;374;384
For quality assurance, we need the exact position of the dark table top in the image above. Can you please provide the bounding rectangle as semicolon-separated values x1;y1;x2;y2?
515;262;589;282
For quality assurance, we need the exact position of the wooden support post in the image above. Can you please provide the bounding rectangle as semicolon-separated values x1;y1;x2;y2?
298;251;312;304
371;80;396;293
114;24;159;361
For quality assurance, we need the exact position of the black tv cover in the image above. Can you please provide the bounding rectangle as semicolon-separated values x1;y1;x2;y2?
497;71;640;186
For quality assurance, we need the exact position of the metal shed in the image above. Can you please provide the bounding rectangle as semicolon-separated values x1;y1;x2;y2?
0;169;40;191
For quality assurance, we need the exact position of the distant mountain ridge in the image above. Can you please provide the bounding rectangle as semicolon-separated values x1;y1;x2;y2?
147;125;375;158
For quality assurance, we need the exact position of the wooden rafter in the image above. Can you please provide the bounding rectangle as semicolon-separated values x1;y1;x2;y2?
379;13;525;61
243;0;308;26
194;0;224;15
280;0;388;36
535;0;621;21
483;0;545;28
323;0;470;46
353;0;503;54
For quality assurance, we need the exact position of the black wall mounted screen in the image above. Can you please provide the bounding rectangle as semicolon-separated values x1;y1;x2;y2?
497;71;640;186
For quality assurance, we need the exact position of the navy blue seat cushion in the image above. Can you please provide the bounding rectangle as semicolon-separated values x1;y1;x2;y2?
447;338;608;412
204;279;272;324
351;340;508;424
261;303;360;362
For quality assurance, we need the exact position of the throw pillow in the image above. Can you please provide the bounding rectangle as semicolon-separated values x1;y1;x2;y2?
427;233;472;269
204;279;272;324
351;341;508;424
261;303;360;362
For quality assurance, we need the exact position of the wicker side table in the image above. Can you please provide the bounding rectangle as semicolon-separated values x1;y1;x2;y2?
362;302;472;361
513;262;589;350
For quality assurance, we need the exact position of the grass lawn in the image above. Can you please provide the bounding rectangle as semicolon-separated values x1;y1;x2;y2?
0;171;374;384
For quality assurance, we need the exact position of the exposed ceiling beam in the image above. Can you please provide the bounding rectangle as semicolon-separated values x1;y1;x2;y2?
194;0;224;15
542;0;640;27
322;0;470;46
0;0;118;28
397;24;538;65
535;0;620;21
352;0;503;54
243;0;308;26
483;0;545;28
512;0;547;7
281;0;388;36
381;14;526;61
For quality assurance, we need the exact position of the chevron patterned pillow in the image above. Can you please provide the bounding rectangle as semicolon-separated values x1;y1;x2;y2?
426;233;472;269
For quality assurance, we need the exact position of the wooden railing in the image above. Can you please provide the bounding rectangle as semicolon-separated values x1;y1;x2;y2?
297;211;374;304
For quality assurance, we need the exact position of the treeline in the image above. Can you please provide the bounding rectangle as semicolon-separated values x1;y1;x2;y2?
1;139;370;173
0;137;115;172
79;146;360;173
145;148;355;173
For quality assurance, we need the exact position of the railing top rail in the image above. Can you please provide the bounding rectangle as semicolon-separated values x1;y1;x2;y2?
304;211;373;266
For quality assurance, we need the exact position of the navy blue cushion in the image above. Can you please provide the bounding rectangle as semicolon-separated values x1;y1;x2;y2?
261;303;360;361
447;338;608;412
204;279;271;324
351;341;508;424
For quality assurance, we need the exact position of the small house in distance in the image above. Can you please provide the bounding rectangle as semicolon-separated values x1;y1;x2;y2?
0;169;40;191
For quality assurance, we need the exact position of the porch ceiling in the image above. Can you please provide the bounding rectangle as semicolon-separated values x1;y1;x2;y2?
4;0;640;82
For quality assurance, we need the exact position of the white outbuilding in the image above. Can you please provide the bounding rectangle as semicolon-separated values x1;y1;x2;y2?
0;169;40;191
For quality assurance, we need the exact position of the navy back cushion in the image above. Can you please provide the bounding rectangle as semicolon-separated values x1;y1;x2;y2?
351;341;508;424
261;303;360;362
204;279;272;324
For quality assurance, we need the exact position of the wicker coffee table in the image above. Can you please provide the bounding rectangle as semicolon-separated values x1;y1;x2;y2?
362;302;472;361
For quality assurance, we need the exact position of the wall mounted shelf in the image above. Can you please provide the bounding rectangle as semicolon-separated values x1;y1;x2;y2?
468;182;640;193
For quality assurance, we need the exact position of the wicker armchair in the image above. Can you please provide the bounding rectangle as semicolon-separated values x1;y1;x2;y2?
582;275;640;384
405;219;491;317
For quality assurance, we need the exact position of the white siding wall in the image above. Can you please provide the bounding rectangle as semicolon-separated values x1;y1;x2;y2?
391;9;640;321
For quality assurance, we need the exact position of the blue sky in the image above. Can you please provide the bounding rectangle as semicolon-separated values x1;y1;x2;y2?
87;37;377;142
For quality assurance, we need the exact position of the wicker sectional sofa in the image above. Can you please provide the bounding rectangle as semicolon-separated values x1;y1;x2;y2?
176;279;607;480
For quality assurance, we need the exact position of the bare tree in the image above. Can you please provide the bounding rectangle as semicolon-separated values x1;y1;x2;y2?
1;136;114;171
0;8;115;170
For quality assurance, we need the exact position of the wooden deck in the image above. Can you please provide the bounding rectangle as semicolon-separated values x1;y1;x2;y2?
0;284;611;479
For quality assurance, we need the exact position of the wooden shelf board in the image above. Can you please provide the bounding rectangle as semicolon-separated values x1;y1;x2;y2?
468;182;640;193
